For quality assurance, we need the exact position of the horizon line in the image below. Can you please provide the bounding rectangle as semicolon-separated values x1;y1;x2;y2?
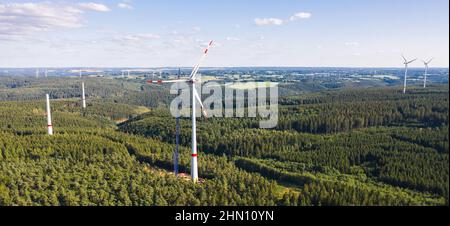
1;66;449;69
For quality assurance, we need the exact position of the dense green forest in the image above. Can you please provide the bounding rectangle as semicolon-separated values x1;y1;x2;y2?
0;76;448;206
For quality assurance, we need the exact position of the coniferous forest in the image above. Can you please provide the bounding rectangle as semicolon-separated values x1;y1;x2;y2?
0;75;448;206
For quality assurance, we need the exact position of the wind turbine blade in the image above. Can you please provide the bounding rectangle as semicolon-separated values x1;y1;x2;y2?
407;59;417;64
146;79;189;84
193;89;207;117
402;55;407;62
189;40;213;80
427;58;434;64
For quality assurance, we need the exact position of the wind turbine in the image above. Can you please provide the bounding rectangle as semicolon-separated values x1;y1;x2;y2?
422;58;433;88
36;69;39;79
147;40;213;183
402;55;417;94
45;69;48;78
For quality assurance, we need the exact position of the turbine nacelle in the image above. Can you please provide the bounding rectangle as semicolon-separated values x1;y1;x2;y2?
403;60;417;65
422;58;433;66
402;55;417;65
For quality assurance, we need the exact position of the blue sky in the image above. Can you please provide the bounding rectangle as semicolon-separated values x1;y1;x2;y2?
0;0;448;67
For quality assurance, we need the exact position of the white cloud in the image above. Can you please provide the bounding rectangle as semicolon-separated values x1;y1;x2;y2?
0;2;111;40
345;42;360;47
289;12;312;21
114;33;160;43
78;2;110;12
0;3;84;40
254;12;312;26
111;33;160;49
192;26;201;32
161;35;209;51
254;18;284;26
118;3;133;10
226;37;240;41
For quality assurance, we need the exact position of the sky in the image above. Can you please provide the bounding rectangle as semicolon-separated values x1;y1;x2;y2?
0;0;448;68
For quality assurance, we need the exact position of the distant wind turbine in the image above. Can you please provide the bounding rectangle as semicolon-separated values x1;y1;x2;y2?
36;69;39;79
422;58;433;88
402;55;417;94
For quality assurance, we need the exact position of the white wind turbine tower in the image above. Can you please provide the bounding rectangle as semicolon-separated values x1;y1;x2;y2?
45;69;48;78
79;69;86;109
422;58;433;88
81;81;86;109
402;55;417;94
46;94;53;135
147;40;213;183
36;69;39;78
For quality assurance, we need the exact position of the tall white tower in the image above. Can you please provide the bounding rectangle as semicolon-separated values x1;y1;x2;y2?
422;58;433;88
82;82;86;109
191;81;198;182
402;55;416;94
46;94;53;135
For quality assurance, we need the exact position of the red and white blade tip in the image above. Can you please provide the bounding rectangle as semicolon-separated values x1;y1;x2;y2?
204;40;213;54
146;80;163;84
